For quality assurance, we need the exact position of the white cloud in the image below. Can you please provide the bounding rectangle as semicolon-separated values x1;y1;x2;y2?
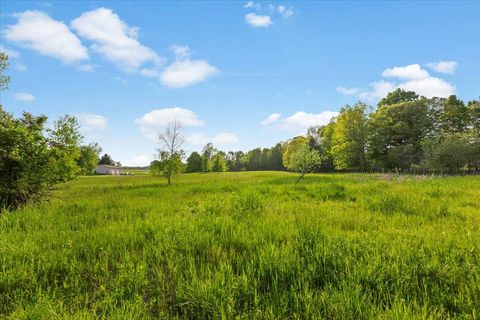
263;111;338;132
278;5;294;18
339;62;456;100
336;86;362;95
382;64;429;80
71;7;162;72
135;107;204;140
245;13;273;27
76;113;108;134
170;44;192;59
160;59;218;88
358;80;396;100
77;64;94;72
124;155;151;167
261;113;281;126
4;11;88;63
426;61;457;74
14;92;35;102
0;45;20;59
398;77;455;98
186;132;239;146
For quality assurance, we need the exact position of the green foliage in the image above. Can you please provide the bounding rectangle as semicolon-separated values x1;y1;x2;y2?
368;93;433;170
422;133;480;173
201;142;215;172
99;153;115;165
1;172;479;318
282;136;308;169
331;103;368;171
77;143;102;175
150;152;183;184
0;108;82;209
0;52;11;90
186;151;203;173
286;144;322;184
211;152;227;173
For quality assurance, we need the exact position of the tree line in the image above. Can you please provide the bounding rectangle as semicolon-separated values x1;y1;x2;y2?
180;90;479;177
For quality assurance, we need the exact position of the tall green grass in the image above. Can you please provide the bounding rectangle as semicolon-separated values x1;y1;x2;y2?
1;172;479;319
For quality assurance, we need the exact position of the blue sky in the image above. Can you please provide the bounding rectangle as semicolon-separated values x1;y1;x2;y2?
1;1;479;166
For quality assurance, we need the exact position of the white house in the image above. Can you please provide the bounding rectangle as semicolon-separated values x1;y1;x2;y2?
95;164;123;175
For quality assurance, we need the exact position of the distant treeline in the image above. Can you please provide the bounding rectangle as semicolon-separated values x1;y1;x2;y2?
186;89;480;174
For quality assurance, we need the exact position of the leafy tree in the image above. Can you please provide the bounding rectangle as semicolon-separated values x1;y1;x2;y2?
154;120;185;184
331;103;368;171
245;148;263;171
201;143;215;172
77;143;102;175
99;154;114;165
211;152;227;173
422;134;477;174
0;52;10;90
467;99;480;134
378;89;419;107
368;94;433;170
282;136;308;169
150;152;183;182
286;144;322;184
269;143;285;171
186;151;203;173
226;151;245;171
437;95;469;134
0;108;82;209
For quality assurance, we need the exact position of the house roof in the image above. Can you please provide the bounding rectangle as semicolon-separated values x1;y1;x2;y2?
97;164;122;169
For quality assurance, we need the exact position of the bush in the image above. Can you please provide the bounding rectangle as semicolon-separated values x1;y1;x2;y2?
0;107;82;210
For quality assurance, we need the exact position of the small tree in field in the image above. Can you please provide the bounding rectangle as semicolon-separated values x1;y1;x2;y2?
211;152;227;173
152;120;184;184
287;144;322;184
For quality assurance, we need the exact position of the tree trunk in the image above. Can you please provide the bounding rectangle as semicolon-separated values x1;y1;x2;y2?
295;172;306;185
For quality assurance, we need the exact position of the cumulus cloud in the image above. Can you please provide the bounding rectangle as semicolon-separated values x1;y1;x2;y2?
245;13;273;27
186;132;239;146
76;113;108;134
14;92;35;102
135;107;204;140
160;59;218;88
278;5;294;18
124;155;150;167
262;111;338;132
4;10;88;63
71;7;162;72
338;63;456;100
382;64;429;80
426;61;457;74
260;113;282;126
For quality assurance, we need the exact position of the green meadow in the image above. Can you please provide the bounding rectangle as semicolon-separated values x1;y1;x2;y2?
1;172;479;319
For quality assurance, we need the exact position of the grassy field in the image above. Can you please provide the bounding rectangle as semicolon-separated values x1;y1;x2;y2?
1;172;479;319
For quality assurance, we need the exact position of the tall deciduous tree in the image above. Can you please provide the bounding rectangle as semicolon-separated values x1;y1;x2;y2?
77;143;102;175
186;151;203;173
201;143;215;172
211;152;227;173
368;90;433;170
331;103;369;171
